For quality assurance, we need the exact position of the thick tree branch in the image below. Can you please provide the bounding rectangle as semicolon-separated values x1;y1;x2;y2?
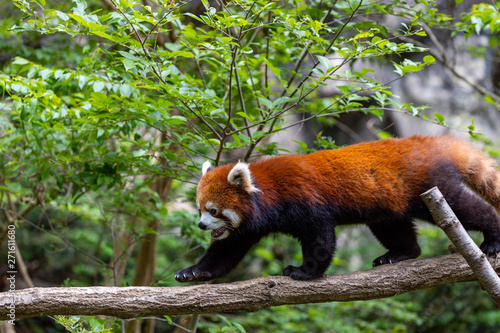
421;186;500;307
1;253;499;321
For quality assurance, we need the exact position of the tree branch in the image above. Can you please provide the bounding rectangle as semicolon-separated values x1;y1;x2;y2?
421;186;500;307
2;253;499;320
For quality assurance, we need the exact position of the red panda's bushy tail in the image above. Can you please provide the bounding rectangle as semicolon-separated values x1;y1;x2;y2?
460;149;500;213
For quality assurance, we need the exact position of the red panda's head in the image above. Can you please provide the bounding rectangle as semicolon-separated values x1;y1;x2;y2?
196;161;260;240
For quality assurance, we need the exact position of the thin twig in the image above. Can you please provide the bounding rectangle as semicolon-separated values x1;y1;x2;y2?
397;33;500;104
283;5;335;94
283;0;363;102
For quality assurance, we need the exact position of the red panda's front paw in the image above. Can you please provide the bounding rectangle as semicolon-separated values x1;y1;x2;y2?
175;266;212;282
282;265;322;280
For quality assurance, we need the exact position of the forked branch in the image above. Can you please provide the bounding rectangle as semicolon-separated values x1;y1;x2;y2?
421;186;500;307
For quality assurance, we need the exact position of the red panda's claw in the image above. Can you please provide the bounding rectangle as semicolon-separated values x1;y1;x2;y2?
175;266;212;282
480;239;500;256
372;250;419;267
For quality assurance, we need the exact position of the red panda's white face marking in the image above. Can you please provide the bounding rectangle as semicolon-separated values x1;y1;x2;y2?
222;208;241;227
196;161;256;240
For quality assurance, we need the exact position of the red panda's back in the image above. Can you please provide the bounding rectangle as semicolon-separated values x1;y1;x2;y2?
252;136;472;215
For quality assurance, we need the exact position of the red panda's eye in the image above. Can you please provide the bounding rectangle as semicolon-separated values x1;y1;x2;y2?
209;208;217;215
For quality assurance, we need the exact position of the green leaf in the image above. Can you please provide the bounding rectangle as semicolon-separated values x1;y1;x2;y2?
53;123;66;131
238;133;251;143
118;51;140;61
170;50;195;58
38;68;52;80
468;118;475;131
122;58;136;71
272;96;297;107
262;57;283;83
316;55;332;71
12;57;30;65
67;13;87;26
78;75;88;89
236;112;254;123
56;10;69;21
258;97;273;109
471;16;484;35
433;113;446;124
392;62;403;76
92;30;114;40
293;140;308;150
361;68;375;75
120;84;133;97
152;110;161;121
24;166;38;180
165;115;187;124
93;81;105;92
337;85;351;95
402;65;421;73
484;94;496;104
423;55;435;65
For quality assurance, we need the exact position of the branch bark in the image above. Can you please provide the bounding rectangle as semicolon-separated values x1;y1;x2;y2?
1;253;499;321
421;186;500;307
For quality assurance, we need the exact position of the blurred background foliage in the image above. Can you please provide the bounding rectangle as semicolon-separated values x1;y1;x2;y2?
1;0;499;332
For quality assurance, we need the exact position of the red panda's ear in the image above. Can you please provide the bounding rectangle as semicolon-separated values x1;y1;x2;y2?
227;162;259;193
202;161;214;175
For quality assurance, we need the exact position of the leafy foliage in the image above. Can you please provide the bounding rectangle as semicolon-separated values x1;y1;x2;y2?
53;316;112;333
458;2;500;37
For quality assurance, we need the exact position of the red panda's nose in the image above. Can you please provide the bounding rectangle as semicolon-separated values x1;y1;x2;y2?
198;221;208;230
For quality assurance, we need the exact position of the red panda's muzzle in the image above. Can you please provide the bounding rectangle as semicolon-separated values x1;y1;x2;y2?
198;214;232;240
197;204;241;240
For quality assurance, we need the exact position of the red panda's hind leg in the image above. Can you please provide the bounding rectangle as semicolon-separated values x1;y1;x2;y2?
438;182;500;256
456;197;500;256
369;219;421;266
426;161;500;256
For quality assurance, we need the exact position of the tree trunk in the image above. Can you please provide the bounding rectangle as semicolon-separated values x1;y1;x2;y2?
125;133;175;333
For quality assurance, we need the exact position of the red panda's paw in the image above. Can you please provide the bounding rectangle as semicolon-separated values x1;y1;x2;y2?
372;250;419;267
480;239;500;256
175;266;212;282
282;265;323;280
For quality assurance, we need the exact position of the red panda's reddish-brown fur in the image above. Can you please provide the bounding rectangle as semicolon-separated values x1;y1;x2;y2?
176;135;500;282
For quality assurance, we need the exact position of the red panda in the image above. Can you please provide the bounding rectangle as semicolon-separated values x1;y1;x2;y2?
175;135;500;281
